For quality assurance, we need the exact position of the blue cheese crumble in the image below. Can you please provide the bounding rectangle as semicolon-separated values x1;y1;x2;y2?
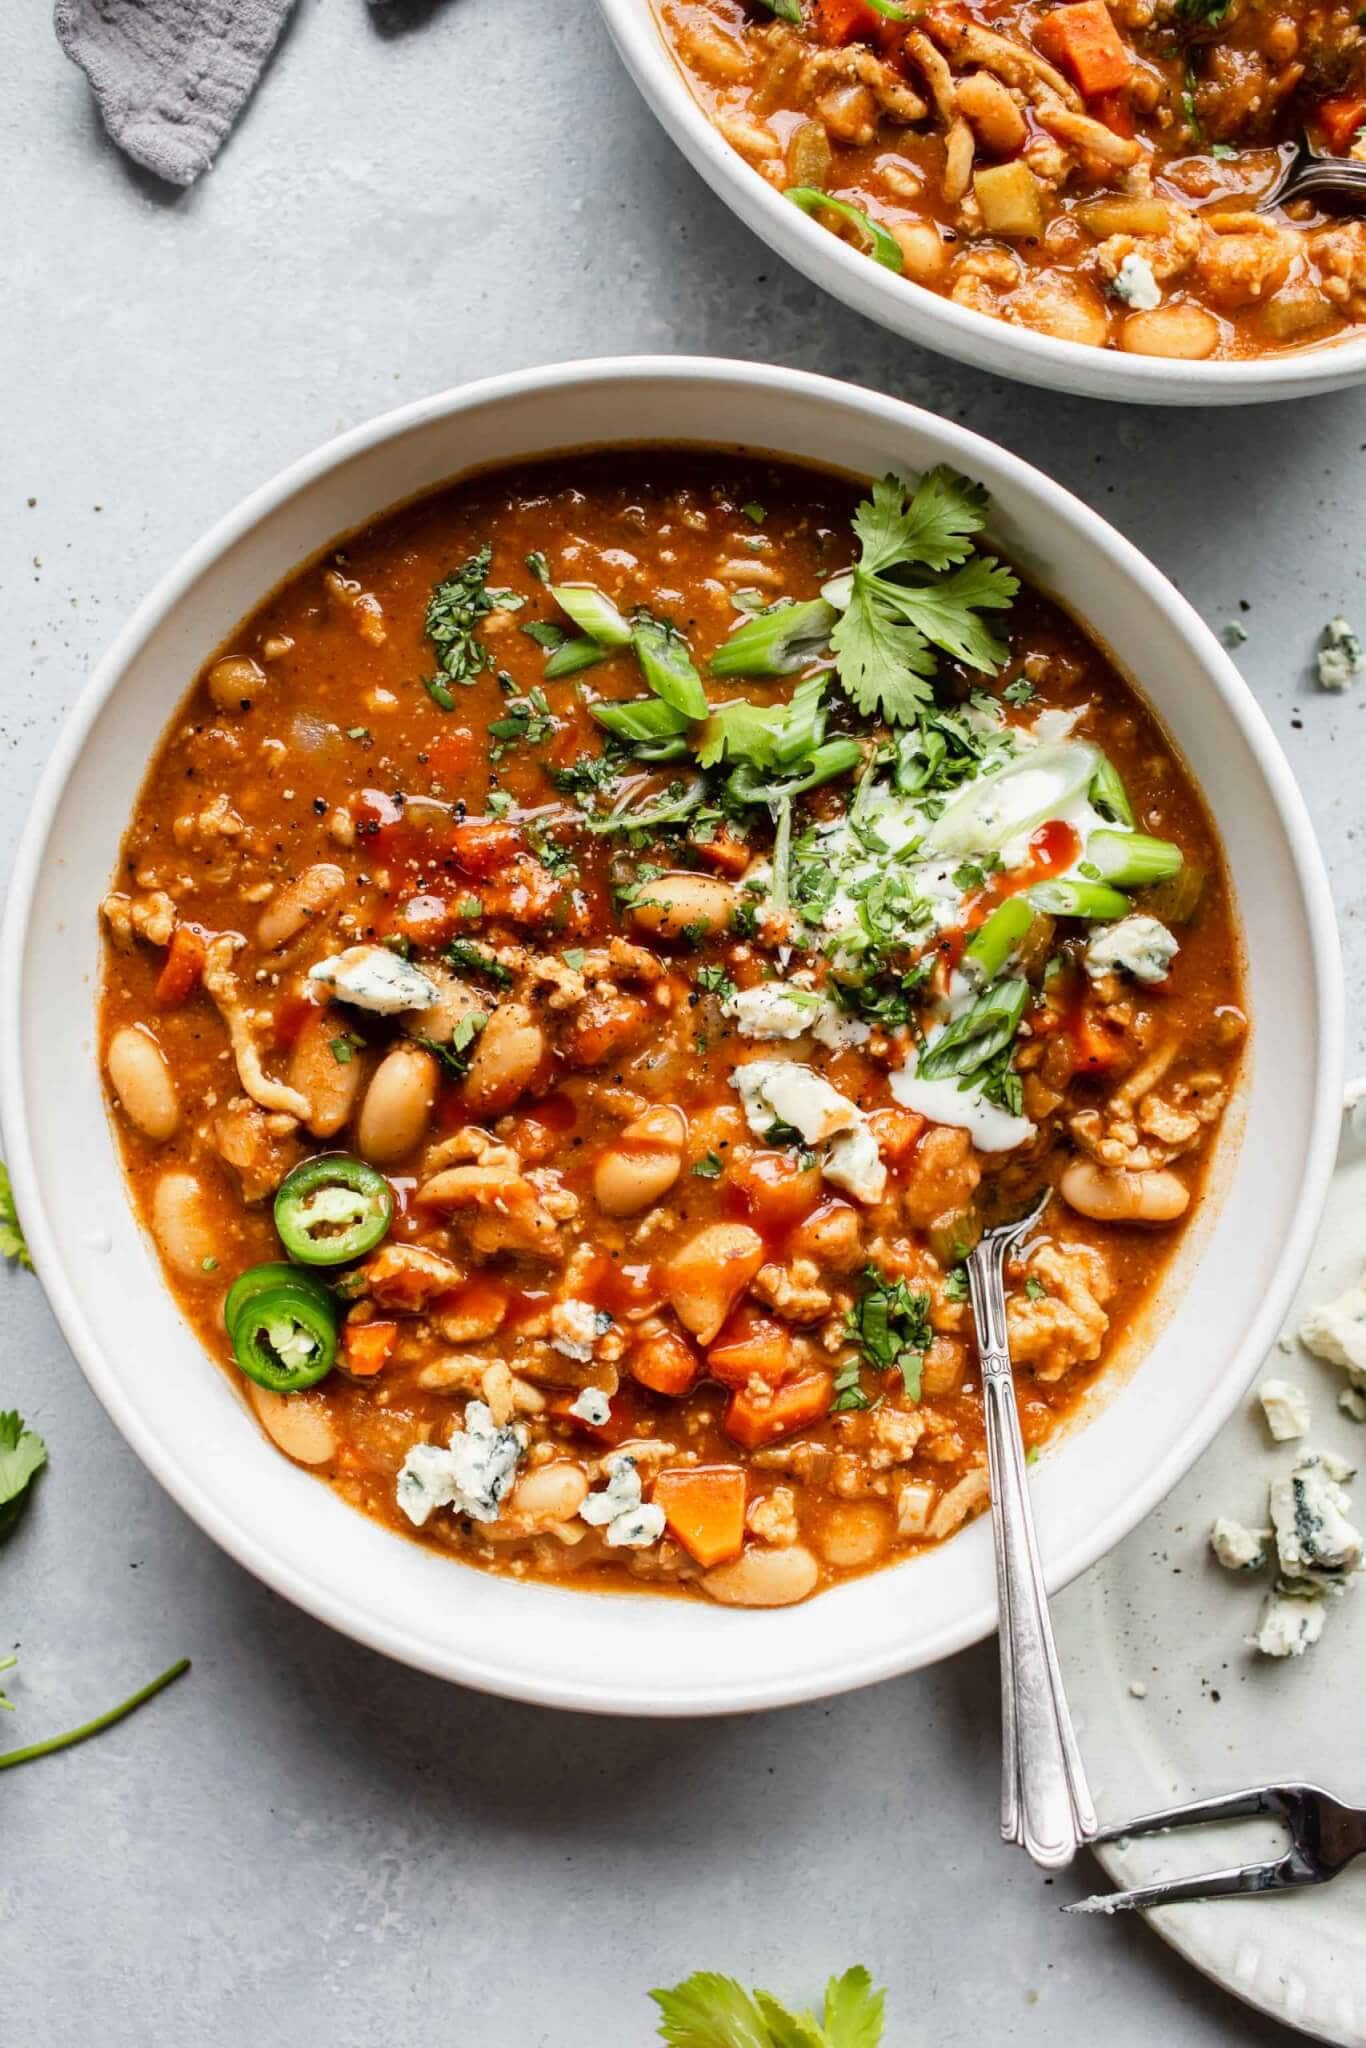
1209;1516;1271;1572
1269;1450;1362;1591
309;944;439;1014
1258;1378;1310;1442
1250;1588;1328;1658
732;1059;886;1205
1317;616;1364;692
550;1298;611;1363
396;1400;527;1528
580;1454;666;1549
568;1387;612;1428
1083;914;1179;986
1300;1276;1366;1407
1111;252;1161;311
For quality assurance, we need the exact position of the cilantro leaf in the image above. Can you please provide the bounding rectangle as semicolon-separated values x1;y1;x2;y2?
0;1162;31;1270
651;1973;774;2048
422;548;502;706
829;470;1018;726
0;1411;47;1540
823;1967;885;2047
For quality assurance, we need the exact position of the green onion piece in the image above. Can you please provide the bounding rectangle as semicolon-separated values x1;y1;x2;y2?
590;696;691;747
1028;878;1130;921
549;583;633;648
726;737;861;806
1085;829;1183;888
580;778;706;837
708;598;837;679
1088;754;1136;829
784;188;905;272
918;977;1029;1082
770;674;829;769
543;637;609;681
771;795;793;916
964;897;1034;981
865;0;909;14
632;616;709;721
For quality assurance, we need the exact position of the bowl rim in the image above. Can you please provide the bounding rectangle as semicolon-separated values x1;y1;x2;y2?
0;354;1345;1713
594;0;1366;407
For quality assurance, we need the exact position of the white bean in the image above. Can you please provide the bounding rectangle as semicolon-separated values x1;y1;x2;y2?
593;1104;687;1217
356;1043;438;1165
206;655;267;713
1059;1158;1189;1224
628;872;737;942
287;1006;364;1138
662;1221;766;1345
151;1170;217;1278
482;1461;590;1540
701;1543;819;1608
814;1502;891;1571
107;1025;179;1141
1121;304;1220;360
246;1381;338;1465
460;1002;547;1116
255;862;346;951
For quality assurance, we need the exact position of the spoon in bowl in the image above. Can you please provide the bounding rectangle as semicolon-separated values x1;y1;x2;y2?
966;1192;1097;1870
1257;130;1366;213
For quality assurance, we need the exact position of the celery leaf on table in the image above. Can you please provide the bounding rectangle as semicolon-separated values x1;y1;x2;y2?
651;1966;885;2047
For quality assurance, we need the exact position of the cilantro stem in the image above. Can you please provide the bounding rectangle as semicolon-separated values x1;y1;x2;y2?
0;1656;190;1771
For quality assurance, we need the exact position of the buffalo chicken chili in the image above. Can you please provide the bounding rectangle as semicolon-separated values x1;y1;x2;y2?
660;0;1366;360
100;450;1244;1608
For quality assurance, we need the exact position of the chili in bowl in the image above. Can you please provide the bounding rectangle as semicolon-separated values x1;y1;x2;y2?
1;360;1340;1710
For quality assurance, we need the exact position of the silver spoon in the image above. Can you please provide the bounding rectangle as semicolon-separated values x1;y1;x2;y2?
1257;129;1366;213
966;1193;1097;1870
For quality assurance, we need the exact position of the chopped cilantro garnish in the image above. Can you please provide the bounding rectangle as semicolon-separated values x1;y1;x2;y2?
422;548;503;706
845;1268;933;1400
328;1034;361;1065
1025;1275;1048;1301
446;938;513;987
1002;677;1036;707
696;965;738;1001
741;501;767;525
692;1152;724;1179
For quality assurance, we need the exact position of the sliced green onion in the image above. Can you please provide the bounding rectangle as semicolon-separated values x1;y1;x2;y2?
865;0;909;14
784;188;905;272
1088;754;1136;829
591;696;691;747
964;898;1035;981
544;636;609;680
1028;878;1130;921
709;598;837;679
770;674;829;769
772;795;793;916
918;977;1029;1082
632;615;709;721
1085;829;1183;888
581;777;706;837
549;583;633;647
726;737;861;806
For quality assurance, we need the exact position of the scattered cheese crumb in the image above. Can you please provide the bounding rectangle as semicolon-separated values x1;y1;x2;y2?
1258;1377;1310;1442
1317;615;1364;692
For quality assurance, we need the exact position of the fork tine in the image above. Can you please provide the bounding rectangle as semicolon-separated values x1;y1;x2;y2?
1063;1854;1310;1915
1088;1785;1290;1845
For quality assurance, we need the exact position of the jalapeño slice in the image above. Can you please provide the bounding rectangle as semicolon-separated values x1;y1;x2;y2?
273;1155;394;1267
225;1262;339;1393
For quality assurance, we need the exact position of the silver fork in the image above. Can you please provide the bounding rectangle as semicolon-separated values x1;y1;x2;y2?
966;1193;1097;1871
1065;1784;1366;1913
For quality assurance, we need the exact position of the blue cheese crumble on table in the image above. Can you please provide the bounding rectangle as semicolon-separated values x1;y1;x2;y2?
580;1453;665;1549
1083;914;1178;986
1258;1378;1310;1442
1209;1516;1271;1572
1251;1588;1329;1659
1317;615;1364;692
308;943;439;1014
396;1400;528;1528
1300;1274;1366;1420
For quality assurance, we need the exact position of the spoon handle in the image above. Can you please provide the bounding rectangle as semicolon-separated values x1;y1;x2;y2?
968;1234;1096;1869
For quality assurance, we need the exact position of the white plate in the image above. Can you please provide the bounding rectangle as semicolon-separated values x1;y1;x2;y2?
595;0;1366;407
1056;1104;1366;2043
0;357;1343;1713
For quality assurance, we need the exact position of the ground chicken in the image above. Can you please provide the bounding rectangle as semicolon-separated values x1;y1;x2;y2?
1007;1240;1113;1380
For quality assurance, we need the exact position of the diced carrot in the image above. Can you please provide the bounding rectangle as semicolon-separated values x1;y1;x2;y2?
729;1149;823;1232
708;1310;797;1391
653;1466;747;1567
449;818;524;877
1034;1;1131;97
724;1370;834;1450
815;0;903;50
1318;93;1366;155
431;1274;511;1336
630;1329;702;1397
387;892;461;949
1069;1002;1128;1077
154;924;206;1006
690;829;752;878
428;727;479;783
1089;88;1135;139
343;1319;397;1377
867;1105;925;1166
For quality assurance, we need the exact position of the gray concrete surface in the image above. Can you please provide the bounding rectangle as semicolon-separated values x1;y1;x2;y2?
2;2;1362;2041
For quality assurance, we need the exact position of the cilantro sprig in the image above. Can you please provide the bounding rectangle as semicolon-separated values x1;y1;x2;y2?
0;1161;31;1270
651;1965;885;2047
421;548;521;710
826;470;1017;726
0;1410;46;1539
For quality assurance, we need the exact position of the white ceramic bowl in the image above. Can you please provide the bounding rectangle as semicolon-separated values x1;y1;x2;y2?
0;358;1343;1714
595;0;1366;407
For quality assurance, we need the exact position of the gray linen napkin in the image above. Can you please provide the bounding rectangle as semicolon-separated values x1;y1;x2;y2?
54;0;298;187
